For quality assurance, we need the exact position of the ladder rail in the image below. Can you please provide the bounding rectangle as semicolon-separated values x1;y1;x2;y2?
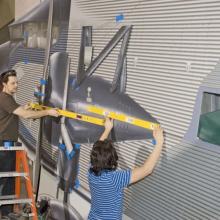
16;150;38;220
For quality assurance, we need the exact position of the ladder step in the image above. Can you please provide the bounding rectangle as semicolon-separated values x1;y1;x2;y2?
22;212;35;217
0;146;25;151
0;172;28;177
0;198;32;206
7;212;35;218
0;195;17;200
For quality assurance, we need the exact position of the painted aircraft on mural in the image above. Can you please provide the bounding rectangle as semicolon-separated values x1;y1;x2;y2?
0;0;159;201
0;0;158;147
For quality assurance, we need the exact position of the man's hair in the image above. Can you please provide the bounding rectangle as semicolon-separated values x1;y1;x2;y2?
90;139;118;176
0;69;17;92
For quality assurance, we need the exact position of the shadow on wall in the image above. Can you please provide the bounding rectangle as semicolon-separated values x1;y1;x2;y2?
123;139;219;220
114;140;159;219
122;139;168;220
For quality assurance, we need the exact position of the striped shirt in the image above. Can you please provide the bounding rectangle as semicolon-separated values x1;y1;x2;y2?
88;169;131;220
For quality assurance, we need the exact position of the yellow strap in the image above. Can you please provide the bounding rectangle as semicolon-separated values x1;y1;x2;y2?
87;105;159;130
30;103;159;130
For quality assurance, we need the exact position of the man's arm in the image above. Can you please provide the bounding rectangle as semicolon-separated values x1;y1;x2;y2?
13;106;59;119
99;118;113;141
130;127;164;184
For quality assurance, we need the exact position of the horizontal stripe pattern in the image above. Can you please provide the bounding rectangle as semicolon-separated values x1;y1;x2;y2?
88;169;131;220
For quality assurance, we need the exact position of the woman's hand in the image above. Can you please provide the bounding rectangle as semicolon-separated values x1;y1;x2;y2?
104;117;114;131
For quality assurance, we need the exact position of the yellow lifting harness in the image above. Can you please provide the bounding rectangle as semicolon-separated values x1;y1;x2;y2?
30;103;159;130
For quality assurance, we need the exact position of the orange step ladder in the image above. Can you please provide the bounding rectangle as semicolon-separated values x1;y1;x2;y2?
0;145;38;219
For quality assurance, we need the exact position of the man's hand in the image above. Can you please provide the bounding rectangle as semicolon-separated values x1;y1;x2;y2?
47;109;60;117
24;103;32;110
104;117;113;131
153;126;164;146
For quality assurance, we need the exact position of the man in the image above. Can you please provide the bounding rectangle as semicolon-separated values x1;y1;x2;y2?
88;118;164;219
0;69;59;217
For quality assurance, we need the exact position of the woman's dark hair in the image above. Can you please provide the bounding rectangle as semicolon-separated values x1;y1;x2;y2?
90;139;118;176
0;69;17;92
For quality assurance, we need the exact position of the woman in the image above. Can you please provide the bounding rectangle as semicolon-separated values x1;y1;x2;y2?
88;118;164;220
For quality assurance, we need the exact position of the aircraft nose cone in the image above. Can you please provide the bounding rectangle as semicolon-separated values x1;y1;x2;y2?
106;99;157;141
64;76;159;143
112;117;155;141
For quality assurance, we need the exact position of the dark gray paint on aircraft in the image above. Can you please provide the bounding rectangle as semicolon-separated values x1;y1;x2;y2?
44;52;158;145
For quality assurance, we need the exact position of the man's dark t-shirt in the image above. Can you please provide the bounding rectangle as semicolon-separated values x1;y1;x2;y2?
0;92;20;141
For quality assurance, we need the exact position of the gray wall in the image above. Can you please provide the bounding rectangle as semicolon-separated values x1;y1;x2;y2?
68;1;220;219
12;0;220;219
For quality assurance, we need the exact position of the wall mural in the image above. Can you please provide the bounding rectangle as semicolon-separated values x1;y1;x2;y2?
0;0;159;218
